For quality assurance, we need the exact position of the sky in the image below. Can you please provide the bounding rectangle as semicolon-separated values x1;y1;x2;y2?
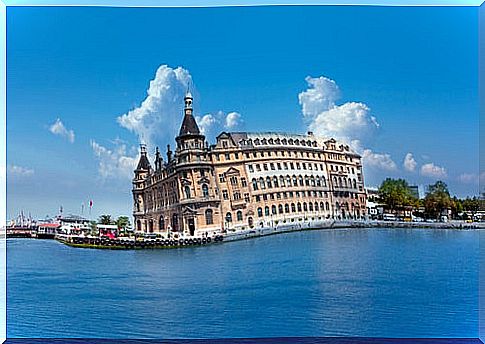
6;5;479;221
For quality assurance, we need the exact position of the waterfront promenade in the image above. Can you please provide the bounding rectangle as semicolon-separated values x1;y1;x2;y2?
53;219;485;250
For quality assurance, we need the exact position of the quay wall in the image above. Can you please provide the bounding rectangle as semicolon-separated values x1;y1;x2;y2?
222;219;485;243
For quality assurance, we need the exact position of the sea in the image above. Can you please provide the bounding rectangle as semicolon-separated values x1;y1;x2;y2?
6;227;480;339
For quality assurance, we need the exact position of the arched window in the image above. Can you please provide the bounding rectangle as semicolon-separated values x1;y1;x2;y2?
292;176;298;187
291;203;296;212
322;176;327;187
137;220;142;231
297;202;302;212
353;179;357;189
326;202;330;211
257;207;263;217
311;176;315;187
148;219;153;233
159;216;165;231
309;203;313;211
299;176;304;186
252;178;259;191
320;202;324;211
225;212;233;223
286;175;291;186
265;206;270;216
278;204;283;214
305;176;310;186
272;205;277;215
259;177;266;190
273;176;279;188
303;202;308;211
236;210;243;221
338;177;343;188
314;202;319;211
205;209;213;225
316;176;321;187
266;176;272;188
184;186;191;199
280;176;285;187
202;184;209;198
285;204;290;213
248;217;254;227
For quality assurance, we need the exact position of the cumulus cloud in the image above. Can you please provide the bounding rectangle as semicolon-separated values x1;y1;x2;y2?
420;163;447;179
195;111;243;137
299;76;379;144
299;75;396;174
403;153;417;172
49;118;75;143
117;65;193;149
362;149;398;171
90;139;138;180
7;164;34;177
225;112;242;129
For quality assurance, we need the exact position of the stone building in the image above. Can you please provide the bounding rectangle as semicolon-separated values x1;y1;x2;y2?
133;92;367;236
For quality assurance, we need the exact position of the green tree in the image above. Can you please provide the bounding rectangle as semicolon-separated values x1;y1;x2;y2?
424;181;452;220
462;197;481;220
378;178;416;214
116;216;131;231
89;220;98;236
98;214;113;225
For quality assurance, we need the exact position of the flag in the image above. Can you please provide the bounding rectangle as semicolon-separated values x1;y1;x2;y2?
89;200;93;208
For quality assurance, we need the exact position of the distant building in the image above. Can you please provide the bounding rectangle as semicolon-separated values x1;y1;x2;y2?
132;92;367;236
57;214;90;235
408;185;419;199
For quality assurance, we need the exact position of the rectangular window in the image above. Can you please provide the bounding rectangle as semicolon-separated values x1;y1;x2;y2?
241;178;247;187
225;153;230;160
255;195;261;202
244;193;250;202
248;165;254;173
263;164;268;171
263;194;268;201
256;164;261;172
270;163;275;170
219;174;226;183
277;163;281;170
222;190;229;200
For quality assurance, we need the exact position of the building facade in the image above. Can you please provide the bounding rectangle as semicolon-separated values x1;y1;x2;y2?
133;92;367;236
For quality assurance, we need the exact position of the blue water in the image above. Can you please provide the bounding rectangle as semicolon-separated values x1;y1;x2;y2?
7;228;479;338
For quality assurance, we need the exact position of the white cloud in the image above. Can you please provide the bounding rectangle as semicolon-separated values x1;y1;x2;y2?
90;139;138;180
420;163;447;179
49;118;75;143
225;112;242;129
362;149;398;171
7;164;34;177
195;111;243;137
117;65;193;149
403;153;417;172
299;76;379;144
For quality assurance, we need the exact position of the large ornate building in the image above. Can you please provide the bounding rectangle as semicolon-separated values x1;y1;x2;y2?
133;92;367;236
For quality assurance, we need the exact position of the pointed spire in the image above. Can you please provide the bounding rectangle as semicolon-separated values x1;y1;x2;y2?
136;144;151;171
179;90;200;136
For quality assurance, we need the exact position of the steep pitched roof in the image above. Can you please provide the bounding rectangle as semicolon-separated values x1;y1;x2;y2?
136;154;151;170
179;113;201;136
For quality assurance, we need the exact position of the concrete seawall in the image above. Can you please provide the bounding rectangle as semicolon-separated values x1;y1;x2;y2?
222;219;485;243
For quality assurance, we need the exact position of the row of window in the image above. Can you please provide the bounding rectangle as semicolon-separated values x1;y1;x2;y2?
251;175;359;191
240;137;318;147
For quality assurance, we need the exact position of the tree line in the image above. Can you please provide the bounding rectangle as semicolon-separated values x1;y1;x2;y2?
375;178;483;220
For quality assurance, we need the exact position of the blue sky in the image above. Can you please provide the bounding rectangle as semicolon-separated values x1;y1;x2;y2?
6;5;479;220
